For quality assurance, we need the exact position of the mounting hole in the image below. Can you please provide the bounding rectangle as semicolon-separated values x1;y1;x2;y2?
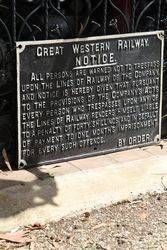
157;32;164;40
154;135;161;145
19;159;27;169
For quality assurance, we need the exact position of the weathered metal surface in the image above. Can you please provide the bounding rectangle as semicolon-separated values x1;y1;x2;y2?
17;31;164;167
0;0;166;166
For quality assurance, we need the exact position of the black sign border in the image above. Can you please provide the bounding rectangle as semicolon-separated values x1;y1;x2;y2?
16;31;164;168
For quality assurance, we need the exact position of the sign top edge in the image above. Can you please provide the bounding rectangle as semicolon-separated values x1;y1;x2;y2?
16;30;164;47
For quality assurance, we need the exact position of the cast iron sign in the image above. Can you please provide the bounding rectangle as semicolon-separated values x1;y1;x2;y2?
17;31;164;168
